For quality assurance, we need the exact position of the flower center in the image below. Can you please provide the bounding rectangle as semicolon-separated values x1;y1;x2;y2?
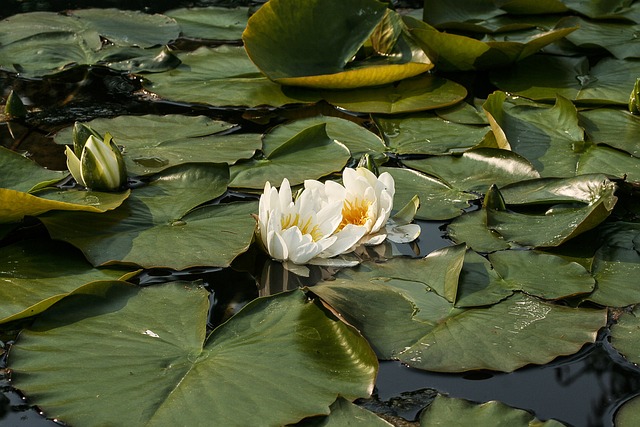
281;213;323;241
339;198;371;230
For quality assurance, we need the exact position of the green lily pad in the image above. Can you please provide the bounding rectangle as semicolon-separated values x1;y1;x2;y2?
487;175;617;247
165;7;249;40
55;115;261;175
242;0;432;89
314;275;606;372
435;100;490;125
263;116;387;163
0;239;135;324
615;395;640;427
420;395;566;427
586;222;640;307
406;16;576;71
40;164;257;269
402;147;540;193
557;16;640;60
142;45;317;108
0;146;65;192
483;92;640;179
611;305;640;366
447;209;512;253
564;0;640;21
310;74;467;114
299;397;393;427
0;9;180;76
230;123;350;190
457;249;595;307
490;55;640;104
579;108;640;158
9;282;377;426
381;167;477;220
374;113;490;155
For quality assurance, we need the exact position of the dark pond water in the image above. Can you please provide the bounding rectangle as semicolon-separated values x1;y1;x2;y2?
2;1;640;426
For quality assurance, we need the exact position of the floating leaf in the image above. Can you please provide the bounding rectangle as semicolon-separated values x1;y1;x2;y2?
616;395;640;427
586;222;640;307
165;7;249;40
483;93;640;180
55;115;260;175
242;0;432;89
579;108;640;158
407;16;576;71
402;147;540;193
490;55;640;105
487;174;617;247
375;113;489;155
447;209;512;253
230;123;350;190
0;239;135;324
40;164;257;269
557;16;640;60
420;395;567;427
142;45;316;108
611;305;640;366
381;167;476;220
9;283;377;426
314;274;606;372
263;116;387;163
299;397;393;427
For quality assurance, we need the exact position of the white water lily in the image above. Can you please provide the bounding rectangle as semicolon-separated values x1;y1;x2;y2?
257;178;358;266
65;133;127;192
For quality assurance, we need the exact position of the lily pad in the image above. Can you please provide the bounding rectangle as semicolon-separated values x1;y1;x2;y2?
557;16;640;60
9;282;378;426
299;397;393;427
490;55;640;104
375;113;490;155
313;276;606;372
0;146;65;192
579;108;640;158
402;147;540;193
420;395;566;427
40;164;258;269
610;305;640;365
586;222;640;307
165;7;249;40
447;209;512;253
483;92;640;179
242;0;432;89
406;16;576;71
0;9;180;76
230;123;350;190
457;249;595;307
486;174;617;247
55;115;261;175
0;239;135;324
143;45;317;108
616;395;640;427
263;116;387;163
311;74;467;114
381;167;476;220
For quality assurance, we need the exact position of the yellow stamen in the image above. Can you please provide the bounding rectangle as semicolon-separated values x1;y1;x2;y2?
339;198;371;230
281;213;323;241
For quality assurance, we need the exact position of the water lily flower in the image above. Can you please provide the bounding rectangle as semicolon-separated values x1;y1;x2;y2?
65;132;127;191
257;178;349;266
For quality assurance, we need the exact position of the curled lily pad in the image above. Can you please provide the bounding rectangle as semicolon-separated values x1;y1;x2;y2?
242;0;432;89
165;6;250;40
406;16;576;71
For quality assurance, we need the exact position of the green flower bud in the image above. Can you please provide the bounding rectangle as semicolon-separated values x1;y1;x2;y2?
629;78;640;115
65;132;127;191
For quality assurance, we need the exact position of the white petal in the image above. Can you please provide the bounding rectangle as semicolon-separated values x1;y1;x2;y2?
362;232;387;246
320;224;367;258
266;230;288;261
65;146;85;187
307;258;360;268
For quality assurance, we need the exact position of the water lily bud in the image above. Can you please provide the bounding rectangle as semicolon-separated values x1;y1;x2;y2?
65;133;127;191
72;122;103;157
356;153;379;176
629;78;640;115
